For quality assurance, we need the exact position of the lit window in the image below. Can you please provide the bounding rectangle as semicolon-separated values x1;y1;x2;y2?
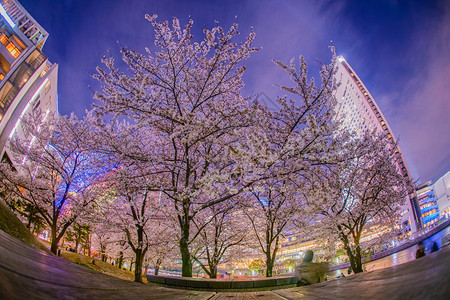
0;34;8;45
45;80;51;94
0;73;3;80
5;42;20;58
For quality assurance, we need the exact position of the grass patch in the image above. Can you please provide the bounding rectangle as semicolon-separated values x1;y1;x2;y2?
61;251;146;283
0;198;145;284
73;261;97;271
0;199;49;253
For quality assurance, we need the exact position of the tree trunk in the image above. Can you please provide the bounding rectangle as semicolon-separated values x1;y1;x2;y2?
87;234;91;257
346;246;363;273
353;245;363;273
180;222;192;277
208;260;218;279
154;258;161;275
266;255;273;277
342;235;364;273
75;238;80;254
339;226;363;274
131;225;148;282
265;235;279;277
101;244;107;261
129;261;134;272
134;249;144;282
50;225;58;255
118;252;123;269
26;217;32;230
210;266;217;279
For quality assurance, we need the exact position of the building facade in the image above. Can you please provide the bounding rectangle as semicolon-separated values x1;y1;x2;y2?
333;56;422;233
0;0;58;164
433;171;450;218
415;181;439;228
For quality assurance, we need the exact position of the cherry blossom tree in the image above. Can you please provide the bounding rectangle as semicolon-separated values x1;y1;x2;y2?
95;164;165;282
244;182;306;277
105;237;135;269
93;14;258;277
236;51;338;277
144;216;178;276
65;222;91;255
313;133;412;273
0;110;104;254
79;208;121;262
191;201;248;278
91;224;120;262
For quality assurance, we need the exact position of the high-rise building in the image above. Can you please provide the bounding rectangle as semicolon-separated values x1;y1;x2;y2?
0;0;58;164
416;181;439;228
433;171;450;218
333;56;422;232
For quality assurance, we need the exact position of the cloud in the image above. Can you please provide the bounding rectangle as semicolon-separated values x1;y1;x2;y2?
242;0;347;104
30;0;449;182
394;2;450;182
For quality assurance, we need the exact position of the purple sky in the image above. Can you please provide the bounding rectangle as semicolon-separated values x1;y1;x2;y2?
20;0;449;183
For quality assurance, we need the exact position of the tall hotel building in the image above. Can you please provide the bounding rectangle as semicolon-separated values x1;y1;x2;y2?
0;0;58;165
333;56;422;232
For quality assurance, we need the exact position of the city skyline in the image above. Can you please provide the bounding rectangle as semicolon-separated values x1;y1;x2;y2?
19;0;449;183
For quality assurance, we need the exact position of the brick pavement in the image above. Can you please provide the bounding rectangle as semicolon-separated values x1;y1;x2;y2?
0;229;449;299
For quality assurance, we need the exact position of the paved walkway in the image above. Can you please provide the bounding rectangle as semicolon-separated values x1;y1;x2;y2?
0;229;449;299
329;218;450;272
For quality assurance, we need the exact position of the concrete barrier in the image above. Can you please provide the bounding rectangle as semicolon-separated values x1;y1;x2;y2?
146;275;297;290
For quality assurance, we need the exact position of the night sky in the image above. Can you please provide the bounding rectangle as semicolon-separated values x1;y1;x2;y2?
19;0;449;183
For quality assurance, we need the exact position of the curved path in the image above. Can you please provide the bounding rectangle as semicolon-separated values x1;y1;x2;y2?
0;230;213;300
0;229;449;299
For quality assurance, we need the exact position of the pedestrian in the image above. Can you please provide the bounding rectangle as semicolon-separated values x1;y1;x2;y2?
416;241;425;259
294;250;328;286
431;242;439;253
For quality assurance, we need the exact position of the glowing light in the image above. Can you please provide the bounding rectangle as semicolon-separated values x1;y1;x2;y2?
337;56;345;63
0;4;15;28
